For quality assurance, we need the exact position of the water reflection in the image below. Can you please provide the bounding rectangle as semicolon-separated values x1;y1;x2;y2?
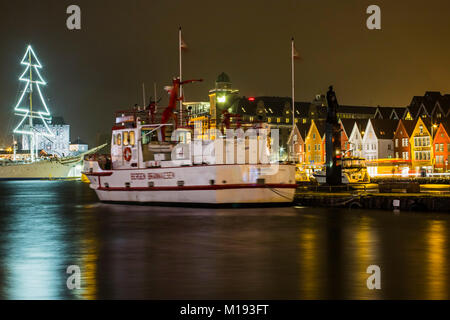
426;220;448;299
1;181;450;299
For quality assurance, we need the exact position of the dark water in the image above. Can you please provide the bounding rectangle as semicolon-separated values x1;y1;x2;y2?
0;181;449;299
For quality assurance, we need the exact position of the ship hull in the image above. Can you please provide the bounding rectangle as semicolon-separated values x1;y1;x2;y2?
84;162;296;205
0;159;81;180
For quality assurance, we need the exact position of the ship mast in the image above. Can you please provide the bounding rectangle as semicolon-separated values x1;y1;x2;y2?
28;49;35;162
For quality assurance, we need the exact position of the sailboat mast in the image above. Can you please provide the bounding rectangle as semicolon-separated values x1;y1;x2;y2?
179;27;183;127
28;49;35;162
154;82;157;113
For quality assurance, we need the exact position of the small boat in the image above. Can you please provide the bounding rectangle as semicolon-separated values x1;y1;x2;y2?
312;157;370;184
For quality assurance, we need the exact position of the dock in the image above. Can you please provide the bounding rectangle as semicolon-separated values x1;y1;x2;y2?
294;185;450;213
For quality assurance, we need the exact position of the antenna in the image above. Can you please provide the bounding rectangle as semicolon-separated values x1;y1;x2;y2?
142;83;146;108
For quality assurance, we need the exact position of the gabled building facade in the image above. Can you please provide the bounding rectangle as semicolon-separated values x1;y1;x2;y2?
393;119;415;161
304;119;325;166
362;119;397;161
433;120;450;172
346;120;367;158
410;117;433;172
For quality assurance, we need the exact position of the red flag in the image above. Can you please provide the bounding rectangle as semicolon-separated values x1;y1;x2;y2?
293;45;301;60
180;37;188;50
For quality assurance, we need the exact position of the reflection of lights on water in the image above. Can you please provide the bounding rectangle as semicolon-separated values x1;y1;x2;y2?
426;220;448;299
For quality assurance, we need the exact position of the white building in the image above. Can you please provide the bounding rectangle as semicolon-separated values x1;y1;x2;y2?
21;117;70;157
362;119;397;161
346;119;368;158
69;137;89;155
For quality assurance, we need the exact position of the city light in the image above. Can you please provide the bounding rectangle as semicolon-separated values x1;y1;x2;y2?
217;95;226;103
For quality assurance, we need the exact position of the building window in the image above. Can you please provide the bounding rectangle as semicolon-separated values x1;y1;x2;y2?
395;139;398;147
268;117;271;123
436;144;439;152
277;118;280;123
440;143;444;152
419;125;423;134
402;138;408;147
313;133;316;139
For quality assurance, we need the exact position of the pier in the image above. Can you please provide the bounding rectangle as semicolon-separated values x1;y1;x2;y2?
295;184;450;212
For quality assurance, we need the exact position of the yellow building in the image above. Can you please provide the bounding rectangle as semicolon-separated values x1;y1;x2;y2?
304;119;326;168
410;117;434;172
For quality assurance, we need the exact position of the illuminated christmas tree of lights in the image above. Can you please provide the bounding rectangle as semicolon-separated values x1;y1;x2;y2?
13;45;53;161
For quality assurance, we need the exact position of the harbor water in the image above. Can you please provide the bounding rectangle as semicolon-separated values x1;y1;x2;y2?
0;180;449;299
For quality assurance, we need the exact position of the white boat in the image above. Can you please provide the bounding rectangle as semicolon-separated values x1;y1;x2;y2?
0;145;107;181
83;81;296;205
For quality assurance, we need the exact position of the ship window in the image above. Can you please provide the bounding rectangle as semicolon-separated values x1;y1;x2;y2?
123;131;129;146
130;131;135;146
117;133;122;146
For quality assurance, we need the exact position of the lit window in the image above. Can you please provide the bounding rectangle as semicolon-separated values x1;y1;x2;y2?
117;133;122;146
130;131;135;146
123;131;129;146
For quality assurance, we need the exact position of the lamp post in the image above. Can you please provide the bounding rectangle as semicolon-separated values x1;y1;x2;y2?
431;123;437;173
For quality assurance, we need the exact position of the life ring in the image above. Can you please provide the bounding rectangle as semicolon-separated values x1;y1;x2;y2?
123;147;132;162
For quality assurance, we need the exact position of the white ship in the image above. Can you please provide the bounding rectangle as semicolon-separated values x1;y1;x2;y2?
0;144;106;181
83;79;296;205
1;45;106;181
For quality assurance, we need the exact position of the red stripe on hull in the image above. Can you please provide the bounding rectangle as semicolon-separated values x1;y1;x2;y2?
97;183;297;192
83;171;113;176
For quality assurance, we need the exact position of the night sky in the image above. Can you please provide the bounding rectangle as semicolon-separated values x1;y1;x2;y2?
1;0;450;146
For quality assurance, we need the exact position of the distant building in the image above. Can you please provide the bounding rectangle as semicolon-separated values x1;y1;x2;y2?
393;119;415;161
410;117;433;172
69;137;89;155
362;119;397;161
304;120;326;167
346;119;369;158
432;120;450;172
21;116;70;157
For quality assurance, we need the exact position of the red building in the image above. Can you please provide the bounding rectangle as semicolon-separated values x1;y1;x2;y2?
393;119;416;161
433;120;450;172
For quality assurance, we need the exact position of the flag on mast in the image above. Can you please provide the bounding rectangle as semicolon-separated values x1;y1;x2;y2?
180;36;188;50
293;43;301;61
178;27;190;126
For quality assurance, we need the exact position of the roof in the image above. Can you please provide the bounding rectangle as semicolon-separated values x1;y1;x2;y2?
375;107;394;119
295;122;311;140
392;107;407;119
397;119;416;137
436;95;450;115
51;116;66;125
338;105;377;115
369;119;398;140
340;119;355;137
439;118;450;136
238;96;310;118
216;72;231;83
313;119;326;138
